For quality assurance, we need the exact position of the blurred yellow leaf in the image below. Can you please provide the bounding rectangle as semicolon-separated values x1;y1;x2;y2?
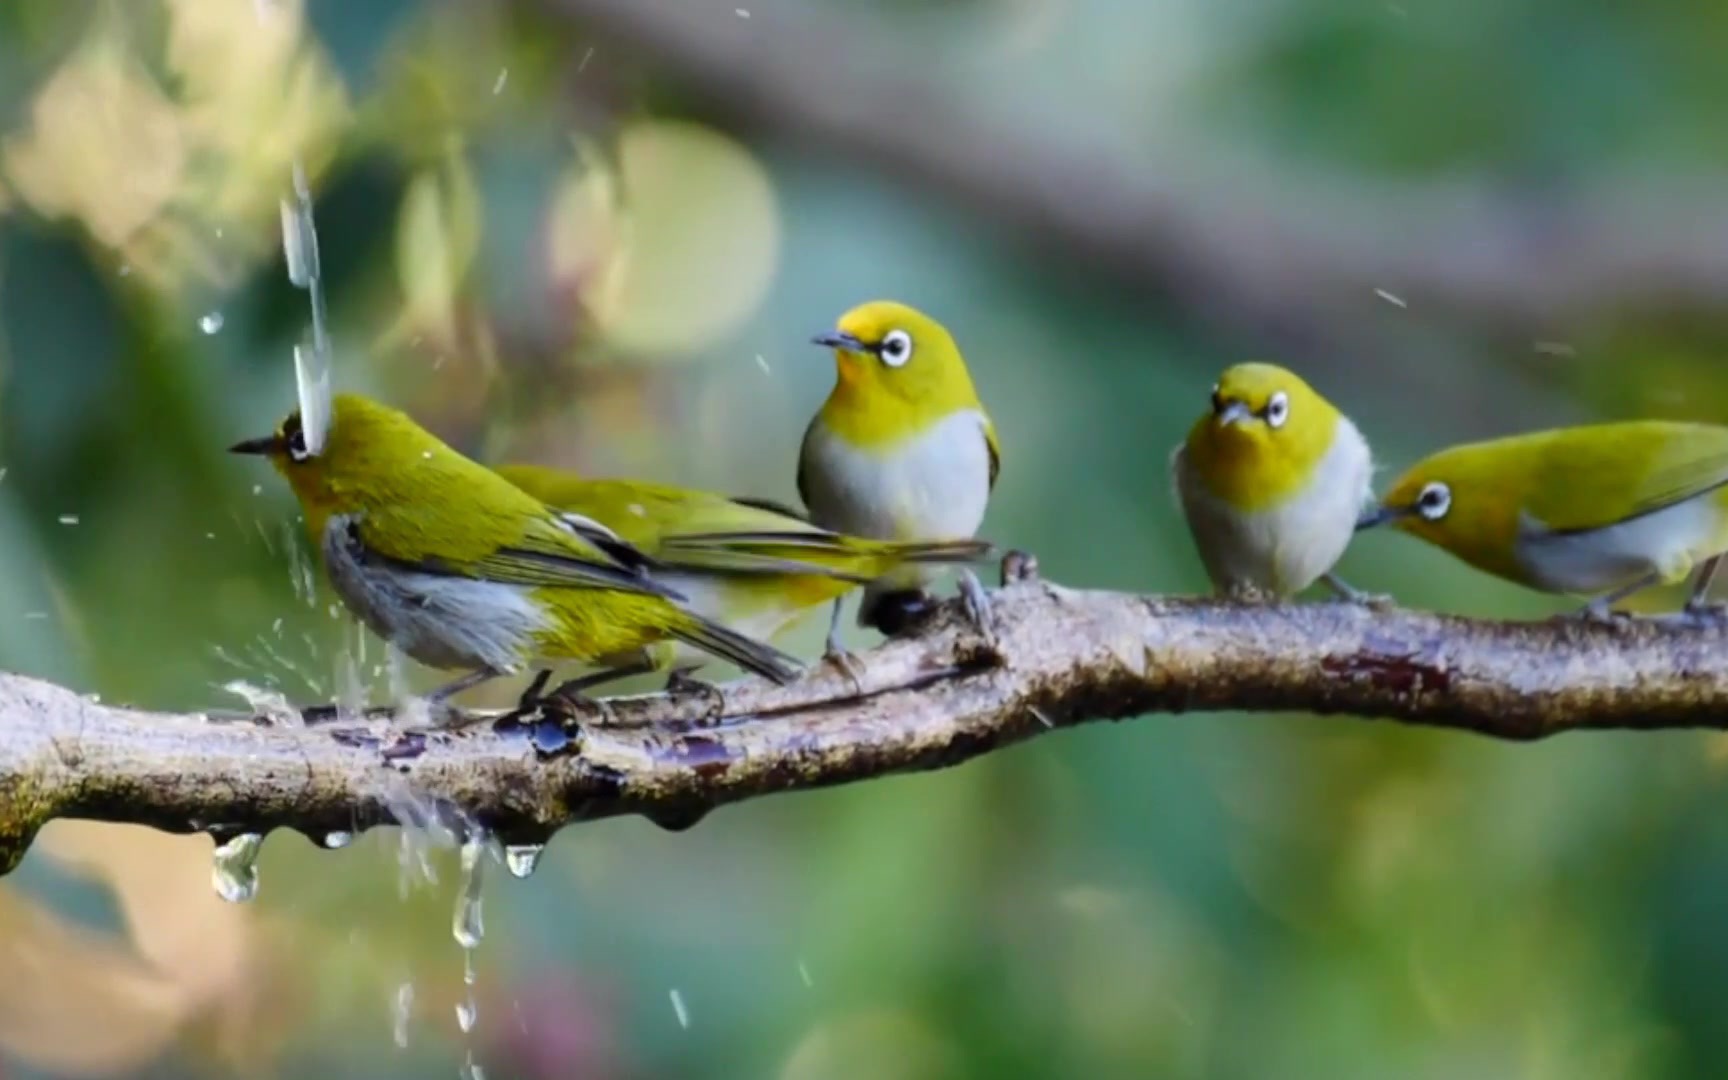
164;0;350;226
0;821;285;1076
2;15;187;250
388;143;484;350
549;121;779;359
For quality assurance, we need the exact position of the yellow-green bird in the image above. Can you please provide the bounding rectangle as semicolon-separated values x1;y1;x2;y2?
494;462;992;680
798;300;1000;653
230;393;801;716
1171;362;1374;599
1358;420;1728;618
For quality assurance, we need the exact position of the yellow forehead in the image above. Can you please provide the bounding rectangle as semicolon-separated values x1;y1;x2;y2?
835;300;935;345
1215;362;1313;408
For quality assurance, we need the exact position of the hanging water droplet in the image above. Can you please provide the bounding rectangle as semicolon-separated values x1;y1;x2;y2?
212;832;263;902
323;831;353;849
503;844;543;879
669;988;690;1029
453;836;486;948
392;981;414;1049
199;311;225;334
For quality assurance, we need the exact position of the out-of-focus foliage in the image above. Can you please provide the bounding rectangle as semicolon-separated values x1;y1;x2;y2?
0;0;1725;1077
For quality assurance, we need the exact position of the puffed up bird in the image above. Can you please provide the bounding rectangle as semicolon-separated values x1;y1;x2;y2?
798;300;999;656
494;463;992;681
1171;362;1374;599
1357;420;1728;619
230;393;802;720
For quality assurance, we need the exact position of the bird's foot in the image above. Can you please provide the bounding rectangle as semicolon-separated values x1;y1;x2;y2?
664;666;726;723
1322;573;1395;610
958;569;998;646
821;641;867;694
1676;600;1728;628
1571;599;1632;624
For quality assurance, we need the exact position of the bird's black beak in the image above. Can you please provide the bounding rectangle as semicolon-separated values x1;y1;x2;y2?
1354;505;1405;531
812;331;869;352
228;435;282;456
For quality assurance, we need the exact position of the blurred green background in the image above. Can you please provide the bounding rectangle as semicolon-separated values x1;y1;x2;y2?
2;0;1728;1076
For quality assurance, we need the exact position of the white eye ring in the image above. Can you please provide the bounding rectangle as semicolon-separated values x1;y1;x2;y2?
287;427;313;463
878;329;913;367
1264;390;1290;429
1416;481;1452;521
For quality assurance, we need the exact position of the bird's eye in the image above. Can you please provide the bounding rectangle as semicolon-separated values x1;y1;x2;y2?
878;329;913;368
1416;481;1452;521
285;423;312;459
1264;390;1290;429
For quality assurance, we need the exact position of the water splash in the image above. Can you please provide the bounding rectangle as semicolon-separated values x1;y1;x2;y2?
222;680;301;726
212;832;263;902
392;981;414;1049
503;844;543;879
454;835;486;948
454;834;487;1078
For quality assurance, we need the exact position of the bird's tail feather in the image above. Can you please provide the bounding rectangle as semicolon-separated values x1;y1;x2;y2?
670;613;803;685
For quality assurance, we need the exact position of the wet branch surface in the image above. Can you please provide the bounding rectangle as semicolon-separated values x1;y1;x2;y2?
1;557;1728;871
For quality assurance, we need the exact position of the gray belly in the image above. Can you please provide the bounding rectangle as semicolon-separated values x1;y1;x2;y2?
321;515;547;673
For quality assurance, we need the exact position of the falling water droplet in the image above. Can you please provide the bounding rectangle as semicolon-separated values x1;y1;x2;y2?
453;836;486;948
461;1054;487;1080
199;311;225;334
57;514;79;526
456;997;478;1033
212;832;263;902
323;831;353;849
392;982;414;1049
504;844;543;879
669;988;690;1029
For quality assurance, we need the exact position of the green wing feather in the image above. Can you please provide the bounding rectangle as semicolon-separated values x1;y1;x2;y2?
353;496;677;599
1527;422;1728;533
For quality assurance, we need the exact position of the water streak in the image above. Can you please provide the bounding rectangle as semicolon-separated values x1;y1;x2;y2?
212;832;263;902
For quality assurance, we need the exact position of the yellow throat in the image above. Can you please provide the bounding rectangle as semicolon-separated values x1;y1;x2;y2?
1183;362;1342;512
813;300;984;450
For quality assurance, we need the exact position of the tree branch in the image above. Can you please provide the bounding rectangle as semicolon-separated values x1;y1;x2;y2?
541;0;1728;331
1;557;1726;874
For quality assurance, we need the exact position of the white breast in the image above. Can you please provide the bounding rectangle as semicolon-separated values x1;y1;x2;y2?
1171;418;1372;596
321;515;549;674
801;408;994;543
1515;495;1723;594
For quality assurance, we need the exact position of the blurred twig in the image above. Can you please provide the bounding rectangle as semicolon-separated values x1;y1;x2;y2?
538;0;1728;332
2;556;1728;871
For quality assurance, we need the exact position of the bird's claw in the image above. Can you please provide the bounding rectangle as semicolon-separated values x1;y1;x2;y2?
822;646;867;694
958;569;997;646
665;667;726;722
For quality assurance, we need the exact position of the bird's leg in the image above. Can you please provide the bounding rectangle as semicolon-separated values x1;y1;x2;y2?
1682;555;1728;623
1576;572;1663;622
515;669;553;713
958;568;997;644
822;597;866;690
413;668;509;730
427;667;503;704
1322;573;1394;609
540;657;663;728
